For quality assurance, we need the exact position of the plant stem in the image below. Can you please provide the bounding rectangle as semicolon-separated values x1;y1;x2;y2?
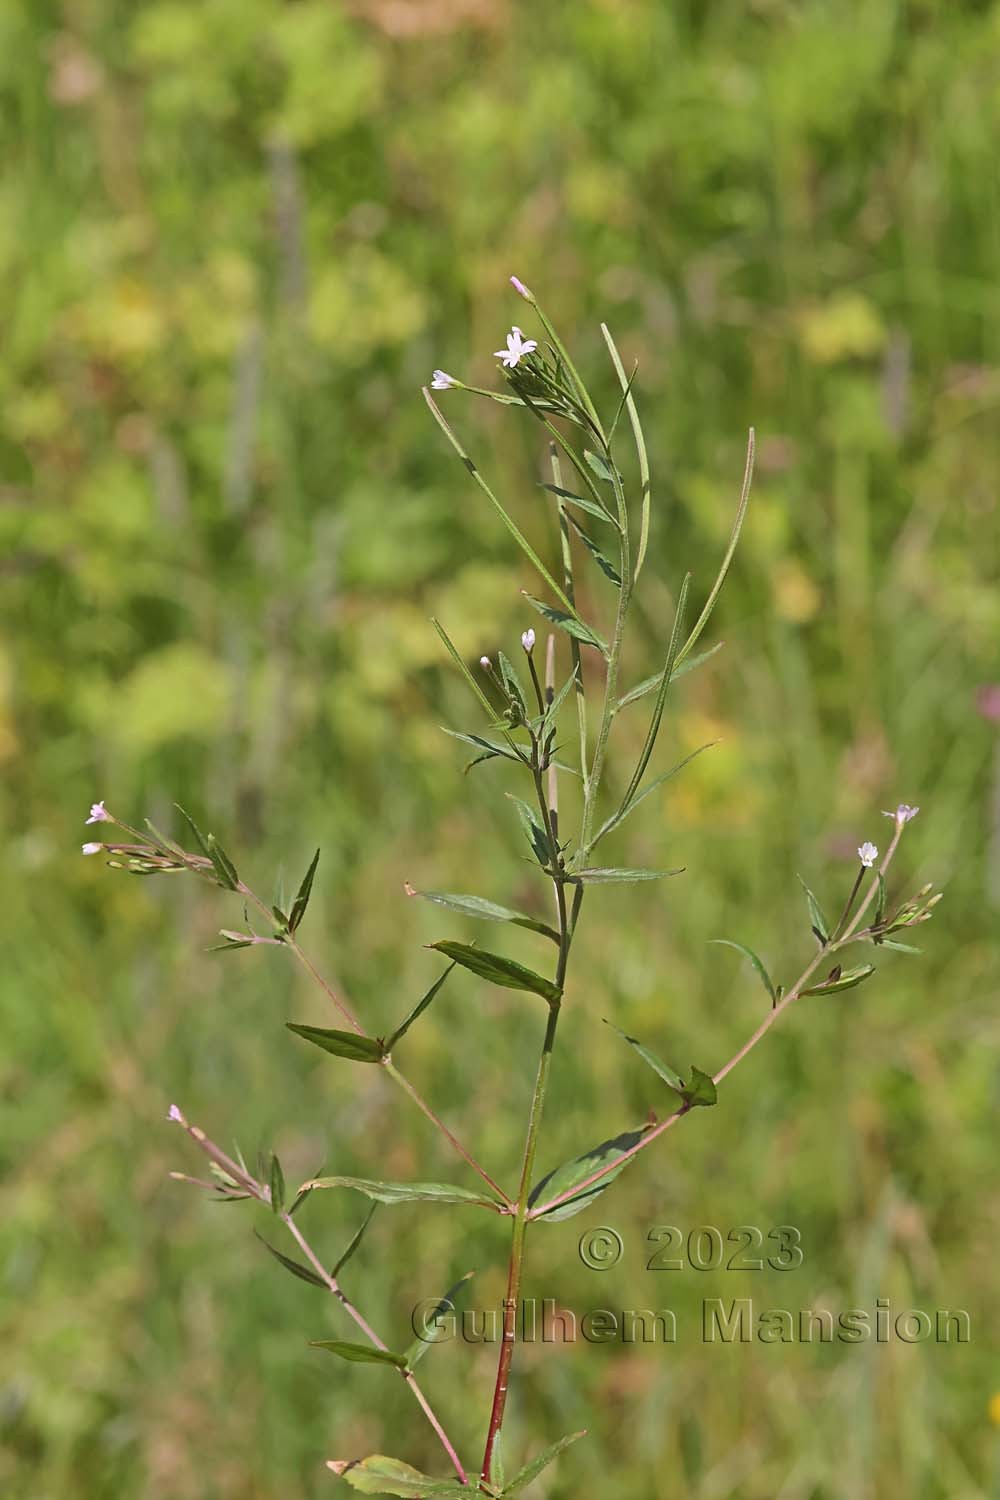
528;824;907;1219
171;1107;468;1485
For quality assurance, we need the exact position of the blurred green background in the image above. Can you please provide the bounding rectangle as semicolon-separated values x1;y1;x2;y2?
3;1;999;1496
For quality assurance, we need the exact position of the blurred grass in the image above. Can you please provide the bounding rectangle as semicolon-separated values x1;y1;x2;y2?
2;1;999;1496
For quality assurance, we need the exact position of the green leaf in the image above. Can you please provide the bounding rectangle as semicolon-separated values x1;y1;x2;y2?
603;1020;686;1092
441;728;524;765
384;964;456;1052
616;641;725;709
529;1127;650;1222
497;651;529;714
286;1024;385;1063
207;935;256;953
288;848;320;934
674;428;755;669
562;510;621;586
603;319;650;579
404;1271;474;1371
709;940;777;1005
269;1153;285;1214
680;1065;718;1109
423;390;583;619
174;802;211;857
332;1204;378;1279
427;942;562;1005
541;667;579;736
310;1341;407;1369
488;1432;506;1495
431;617;498;721
506;794;551;869
583;447;616;484
618;573;690;811
593;743;718;845
253;1231;328;1289
522;595;608;654
206;833;239;891
798;875;831;944
878;939;921;954
409;890;559;945
802;964;876;996
574;867;682;884
501;1430;586;1495
329;1455;469;1497
299;1176;502;1211
538;482;616;526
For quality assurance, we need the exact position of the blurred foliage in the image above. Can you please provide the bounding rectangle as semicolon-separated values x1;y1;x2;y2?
2;1;999;1497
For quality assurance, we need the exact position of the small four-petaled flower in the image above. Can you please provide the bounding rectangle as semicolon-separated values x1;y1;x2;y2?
521;629;536;653
82;842;102;856
431;370;456;390
86;800;109;824
495;326;537;368
882;803;919;825
858;842;878;868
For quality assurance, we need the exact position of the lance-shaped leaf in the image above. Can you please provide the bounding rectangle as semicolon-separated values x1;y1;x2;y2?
501;1430;587;1495
674;427;755;669
616;641;725;710
427;942;562;1004
332;1203;378;1278
798;875;831;944
310;1341;407;1369
253;1231;328;1289
174;802;211;857
540;666;579;736
593;743;717;846
583;447;616;484
384;964;456;1052
802;963;876;996
286;1023;385;1063
574;867;682;884
522;595;608;655
328;1455;469;1497
409;889;558;944
506;794;551;869
269;1153;285;1213
877;938;921;954
603;319;650;578
562;510;621;586
404;1271;474;1370
538;482;616;526
206;833;239;891
497;651;528;714
528;1126;650;1222
299;1175;503;1211
709;939;777;1005
603;1020;686;1093
288;848;320;934
441;728;524;765
618;573;690;811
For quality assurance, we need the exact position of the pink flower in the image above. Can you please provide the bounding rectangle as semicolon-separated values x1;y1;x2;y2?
510;275;533;302
882;803;920;826
82;842;102;855
86;800;109;824
495;327;537;369
521;629;536;653
167;1104;184;1124
431;370;456;390
858;842;878;868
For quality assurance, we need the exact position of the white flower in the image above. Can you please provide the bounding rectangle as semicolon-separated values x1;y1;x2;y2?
509;275;533;302
495;326;537;369
86;800;109;824
882;803;920;825
82;842;102;855
167;1104;184;1124
858;842;878;868
480;656;491;669
431;370;456;390
521;629;536;653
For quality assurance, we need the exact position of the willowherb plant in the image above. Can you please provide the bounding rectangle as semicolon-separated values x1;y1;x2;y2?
83;281;939;1496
